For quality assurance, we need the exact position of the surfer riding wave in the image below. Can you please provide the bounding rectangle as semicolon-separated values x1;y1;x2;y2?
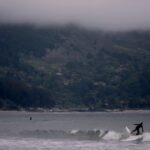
131;122;144;135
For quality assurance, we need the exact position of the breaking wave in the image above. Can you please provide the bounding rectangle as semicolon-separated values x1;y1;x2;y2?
143;133;150;142
20;129;102;140
19;129;150;142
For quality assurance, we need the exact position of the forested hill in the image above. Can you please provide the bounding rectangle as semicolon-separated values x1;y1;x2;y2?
0;24;150;110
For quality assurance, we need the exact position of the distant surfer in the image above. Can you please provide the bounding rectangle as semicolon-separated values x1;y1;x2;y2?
30;117;32;120
131;122;144;135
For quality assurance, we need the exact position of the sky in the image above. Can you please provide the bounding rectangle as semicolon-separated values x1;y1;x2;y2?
0;0;150;31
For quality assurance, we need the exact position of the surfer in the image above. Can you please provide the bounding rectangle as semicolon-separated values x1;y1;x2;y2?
131;122;144;135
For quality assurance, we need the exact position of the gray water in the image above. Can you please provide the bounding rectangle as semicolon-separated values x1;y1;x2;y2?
0;111;150;150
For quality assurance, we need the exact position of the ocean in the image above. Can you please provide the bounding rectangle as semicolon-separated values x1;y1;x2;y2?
0;111;150;150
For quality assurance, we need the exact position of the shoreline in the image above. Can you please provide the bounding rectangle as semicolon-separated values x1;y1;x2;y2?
0;108;150;113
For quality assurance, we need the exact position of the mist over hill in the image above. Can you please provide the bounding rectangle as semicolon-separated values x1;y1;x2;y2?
1;0;150;31
0;24;150;110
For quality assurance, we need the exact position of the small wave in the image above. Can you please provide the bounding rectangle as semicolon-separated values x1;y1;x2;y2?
103;131;121;140
20;129;69;139
19;129;104;140
70;129;101;140
142;132;150;142
19;129;150;142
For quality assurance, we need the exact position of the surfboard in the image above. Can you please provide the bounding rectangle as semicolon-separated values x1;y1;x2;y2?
125;126;131;135
121;126;143;142
122;135;143;141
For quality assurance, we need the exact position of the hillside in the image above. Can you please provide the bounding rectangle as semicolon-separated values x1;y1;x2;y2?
0;24;150;110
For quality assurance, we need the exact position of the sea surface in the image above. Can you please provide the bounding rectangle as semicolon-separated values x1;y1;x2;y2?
0;111;150;150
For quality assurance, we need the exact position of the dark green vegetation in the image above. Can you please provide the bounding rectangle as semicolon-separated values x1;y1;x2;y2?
0;24;150;110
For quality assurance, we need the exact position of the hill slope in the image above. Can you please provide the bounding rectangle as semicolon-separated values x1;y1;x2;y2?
0;24;150;110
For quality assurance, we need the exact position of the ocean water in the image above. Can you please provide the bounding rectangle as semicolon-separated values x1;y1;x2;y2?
0;111;150;150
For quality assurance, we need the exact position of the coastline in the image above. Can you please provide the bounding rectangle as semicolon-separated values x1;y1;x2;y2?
0;108;150;113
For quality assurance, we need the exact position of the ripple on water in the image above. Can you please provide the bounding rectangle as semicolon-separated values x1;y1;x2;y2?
0;138;150;150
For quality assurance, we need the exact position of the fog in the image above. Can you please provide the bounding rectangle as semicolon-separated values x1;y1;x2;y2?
0;0;150;31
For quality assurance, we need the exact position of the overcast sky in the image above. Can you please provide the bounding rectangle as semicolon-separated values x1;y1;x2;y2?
0;0;150;31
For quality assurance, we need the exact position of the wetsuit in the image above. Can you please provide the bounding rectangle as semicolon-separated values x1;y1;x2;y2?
131;122;144;135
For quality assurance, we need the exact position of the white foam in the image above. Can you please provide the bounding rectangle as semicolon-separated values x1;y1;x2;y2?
103;131;121;140
143;132;150;142
70;130;79;134
0;138;65;150
0;136;150;150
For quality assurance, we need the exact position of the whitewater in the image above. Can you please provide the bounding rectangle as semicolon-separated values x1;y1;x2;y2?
0;111;150;150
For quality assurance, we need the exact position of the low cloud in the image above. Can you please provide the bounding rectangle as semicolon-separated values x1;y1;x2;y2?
0;0;150;31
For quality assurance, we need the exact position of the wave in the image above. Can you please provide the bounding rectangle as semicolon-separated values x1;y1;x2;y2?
102;131;121;140
19;129;107;140
20;129;69;139
19;129;150;142
143;133;150;142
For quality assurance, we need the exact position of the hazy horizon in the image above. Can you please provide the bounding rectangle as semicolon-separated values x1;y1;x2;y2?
0;0;150;31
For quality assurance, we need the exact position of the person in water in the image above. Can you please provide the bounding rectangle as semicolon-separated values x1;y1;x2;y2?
131;122;144;135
